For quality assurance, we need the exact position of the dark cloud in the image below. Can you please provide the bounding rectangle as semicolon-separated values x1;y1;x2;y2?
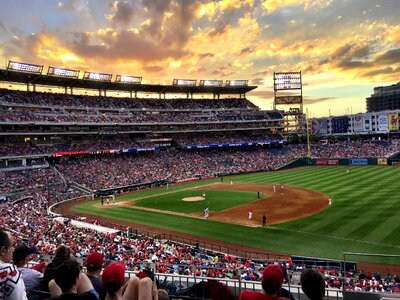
198;52;214;59
6;33;42;62
238;47;252;56
336;59;372;69
207;21;230;37
303;96;338;105
70;30;188;63
157;1;201;47
326;42;374;70
333;48;400;72
140;0;172;40
331;44;353;59
211;63;235;77
318;58;329;65
374;48;400;64
362;66;400;77
142;65;164;73
62;0;200;63
109;1;136;27
301;64;318;74
351;44;371;58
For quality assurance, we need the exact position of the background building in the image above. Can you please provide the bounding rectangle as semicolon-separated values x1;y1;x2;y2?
366;82;400;112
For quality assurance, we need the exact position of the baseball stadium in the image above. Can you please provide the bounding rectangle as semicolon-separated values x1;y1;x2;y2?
0;61;400;300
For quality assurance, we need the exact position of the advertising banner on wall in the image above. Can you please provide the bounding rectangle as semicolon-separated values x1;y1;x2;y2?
350;158;368;165
316;159;339;165
362;114;372;132
377;113;388;133
331;117;348;134
311;118;328;135
388;113;399;131
353;114;363;132
377;158;387;165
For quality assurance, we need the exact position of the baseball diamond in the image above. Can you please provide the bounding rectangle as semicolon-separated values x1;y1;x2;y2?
62;166;400;271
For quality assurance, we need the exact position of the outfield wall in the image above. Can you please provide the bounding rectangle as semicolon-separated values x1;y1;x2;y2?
277;157;393;170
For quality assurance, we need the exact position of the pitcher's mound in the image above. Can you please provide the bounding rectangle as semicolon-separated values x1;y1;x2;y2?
182;196;205;202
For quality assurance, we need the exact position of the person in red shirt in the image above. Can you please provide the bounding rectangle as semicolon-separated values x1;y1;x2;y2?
239;264;287;300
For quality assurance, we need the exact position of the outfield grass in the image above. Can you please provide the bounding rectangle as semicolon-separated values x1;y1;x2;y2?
71;166;400;264
134;189;264;213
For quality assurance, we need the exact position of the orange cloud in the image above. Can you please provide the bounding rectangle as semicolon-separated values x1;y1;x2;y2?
261;0;333;15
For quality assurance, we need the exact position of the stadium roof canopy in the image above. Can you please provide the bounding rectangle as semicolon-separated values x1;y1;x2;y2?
0;69;257;95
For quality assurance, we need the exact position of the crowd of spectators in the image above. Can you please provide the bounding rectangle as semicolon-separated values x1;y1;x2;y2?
175;134;284;146
55;148;295;191
1;139;399;197
0;89;257;111
0;134;285;158
3;136;397;160
290;140;399;159
0;109;275;124
1;197;400;299
0;140;156;157
0;167;81;204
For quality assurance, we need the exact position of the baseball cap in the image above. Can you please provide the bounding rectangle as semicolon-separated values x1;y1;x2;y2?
262;264;284;287
13;245;36;262
86;252;104;268
102;262;126;289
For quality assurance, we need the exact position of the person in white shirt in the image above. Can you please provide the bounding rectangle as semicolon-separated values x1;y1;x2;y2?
0;228;28;300
204;207;209;219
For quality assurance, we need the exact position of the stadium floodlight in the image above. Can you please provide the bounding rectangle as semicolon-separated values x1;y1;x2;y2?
225;80;248;87
47;66;79;78
7;60;43;74
274;72;301;90
115;75;142;84
83;71;112;82
199;80;223;87
172;79;197;86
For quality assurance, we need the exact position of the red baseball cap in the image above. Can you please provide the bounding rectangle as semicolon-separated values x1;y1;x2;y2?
86;252;104;268
262;264;284;287
102;262;126;288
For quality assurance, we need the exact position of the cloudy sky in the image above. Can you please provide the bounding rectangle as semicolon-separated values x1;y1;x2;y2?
0;0;399;117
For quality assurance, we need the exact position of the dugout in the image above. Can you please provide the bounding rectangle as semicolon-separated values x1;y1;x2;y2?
95;179;169;197
291;255;356;272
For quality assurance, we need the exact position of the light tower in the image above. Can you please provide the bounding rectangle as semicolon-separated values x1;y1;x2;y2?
273;71;304;134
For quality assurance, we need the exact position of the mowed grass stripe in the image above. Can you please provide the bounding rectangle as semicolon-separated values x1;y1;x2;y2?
134;189;262;213
71;166;400;262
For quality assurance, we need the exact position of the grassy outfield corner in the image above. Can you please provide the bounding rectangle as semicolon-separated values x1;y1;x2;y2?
71;166;400;264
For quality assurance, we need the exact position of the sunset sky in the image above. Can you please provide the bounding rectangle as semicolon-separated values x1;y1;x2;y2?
0;0;399;117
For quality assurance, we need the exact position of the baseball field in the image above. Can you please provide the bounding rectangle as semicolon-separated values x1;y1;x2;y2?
69;166;400;266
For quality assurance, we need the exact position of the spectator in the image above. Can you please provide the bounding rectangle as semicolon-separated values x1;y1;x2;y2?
102;262;126;299
85;252;106;300
239;264;287;299
13;244;43;294
102;262;158;300
42;245;73;291
301;268;326;300
0;228;28;299
49;259;98;299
